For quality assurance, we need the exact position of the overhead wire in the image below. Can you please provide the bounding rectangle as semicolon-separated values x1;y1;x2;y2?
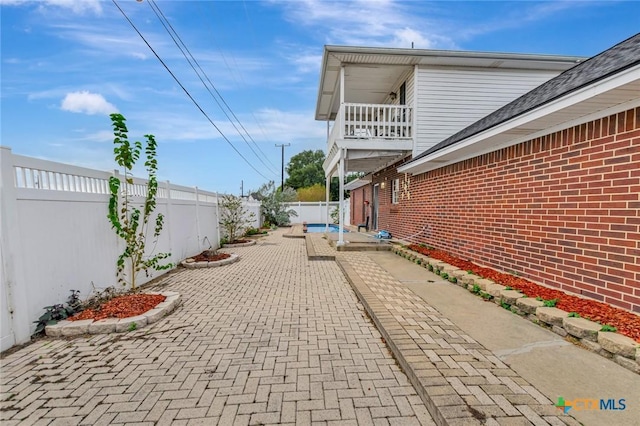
240;0;290;150
199;0;283;170
147;0;278;176
110;0;272;181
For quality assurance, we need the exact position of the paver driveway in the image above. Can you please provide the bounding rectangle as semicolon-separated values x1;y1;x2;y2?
0;230;434;425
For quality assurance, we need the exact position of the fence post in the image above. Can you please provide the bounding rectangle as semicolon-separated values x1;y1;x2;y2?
0;147;30;350
194;186;201;251
164;181;174;261
215;193;221;249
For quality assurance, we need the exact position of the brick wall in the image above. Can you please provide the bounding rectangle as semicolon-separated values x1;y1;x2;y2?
350;185;372;226
375;107;640;313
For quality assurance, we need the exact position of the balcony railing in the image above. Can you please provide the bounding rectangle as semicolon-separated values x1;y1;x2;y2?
328;103;413;151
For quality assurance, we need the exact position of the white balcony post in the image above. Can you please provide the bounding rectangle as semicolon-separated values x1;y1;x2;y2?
325;174;330;232
338;149;345;246
339;66;345;139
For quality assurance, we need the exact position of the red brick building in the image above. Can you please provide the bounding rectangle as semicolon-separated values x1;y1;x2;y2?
320;35;640;312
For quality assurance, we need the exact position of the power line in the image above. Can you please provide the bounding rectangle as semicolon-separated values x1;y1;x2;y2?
148;0;278;176
199;0;282;170
110;0;271;181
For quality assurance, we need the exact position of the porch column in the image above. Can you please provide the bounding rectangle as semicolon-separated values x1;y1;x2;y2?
325;173;330;232
338;149;345;246
340;66;345;105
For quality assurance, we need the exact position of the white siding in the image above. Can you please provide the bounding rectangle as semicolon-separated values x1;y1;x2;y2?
414;67;559;155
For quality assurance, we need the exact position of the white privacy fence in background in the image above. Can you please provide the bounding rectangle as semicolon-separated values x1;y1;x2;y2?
283;201;350;226
0;147;260;352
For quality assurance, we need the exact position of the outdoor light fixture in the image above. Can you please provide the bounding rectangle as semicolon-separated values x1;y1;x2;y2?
389;92;397;101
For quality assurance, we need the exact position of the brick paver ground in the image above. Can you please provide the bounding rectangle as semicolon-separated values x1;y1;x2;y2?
306;235;579;426
0;229;435;426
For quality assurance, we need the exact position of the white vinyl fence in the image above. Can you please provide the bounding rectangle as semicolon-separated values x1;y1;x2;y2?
284;201;350;226
0;147;259;352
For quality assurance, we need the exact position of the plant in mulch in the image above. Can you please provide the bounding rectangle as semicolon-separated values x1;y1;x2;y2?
107;113;173;289
600;324;617;332
407;243;640;342
191;250;231;262
245;227;268;236
69;293;166;322
33;290;82;335
219;194;256;244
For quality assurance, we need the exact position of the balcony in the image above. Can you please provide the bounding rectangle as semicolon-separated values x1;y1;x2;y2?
325;103;413;174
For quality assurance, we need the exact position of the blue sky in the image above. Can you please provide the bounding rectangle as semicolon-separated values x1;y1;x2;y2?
1;0;639;195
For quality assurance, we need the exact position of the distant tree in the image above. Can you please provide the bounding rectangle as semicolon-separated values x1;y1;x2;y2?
285;150;325;190
329;175;361;202
284;149;360;201
255;181;298;226
297;184;326;201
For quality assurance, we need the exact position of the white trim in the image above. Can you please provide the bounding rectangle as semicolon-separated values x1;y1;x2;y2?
399;64;640;174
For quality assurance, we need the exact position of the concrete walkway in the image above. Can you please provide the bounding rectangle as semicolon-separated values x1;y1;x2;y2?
368;251;639;426
301;231;637;426
0;229;434;425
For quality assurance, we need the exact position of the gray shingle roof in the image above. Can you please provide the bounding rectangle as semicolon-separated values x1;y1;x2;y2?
409;33;640;163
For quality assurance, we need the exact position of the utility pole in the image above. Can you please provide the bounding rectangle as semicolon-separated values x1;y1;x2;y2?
275;143;290;192
240;180;244;198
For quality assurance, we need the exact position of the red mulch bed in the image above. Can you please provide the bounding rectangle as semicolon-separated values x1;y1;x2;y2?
408;244;640;342
192;251;231;262
69;294;166;322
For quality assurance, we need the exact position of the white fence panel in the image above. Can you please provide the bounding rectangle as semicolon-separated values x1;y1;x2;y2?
284;201;350;226
0;147;259;352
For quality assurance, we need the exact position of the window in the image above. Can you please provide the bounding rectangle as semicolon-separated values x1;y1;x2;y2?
399;81;406;105
391;178;400;204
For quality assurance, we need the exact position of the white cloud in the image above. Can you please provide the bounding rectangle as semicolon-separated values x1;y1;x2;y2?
0;0;102;14
60;91;118;115
274;0;457;49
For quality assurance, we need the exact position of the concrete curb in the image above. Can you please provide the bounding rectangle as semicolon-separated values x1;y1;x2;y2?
181;253;240;269
45;291;182;337
336;258;475;426
222;240;256;248
305;235;335;261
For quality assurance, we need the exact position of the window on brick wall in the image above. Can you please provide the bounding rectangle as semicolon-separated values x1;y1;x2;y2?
392;178;400;204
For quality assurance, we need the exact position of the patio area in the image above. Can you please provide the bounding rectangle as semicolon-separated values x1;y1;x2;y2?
0;229;433;426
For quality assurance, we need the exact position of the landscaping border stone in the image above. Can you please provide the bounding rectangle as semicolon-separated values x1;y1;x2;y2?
45;291;181;337
222;240;256;248
392;245;640;375
181;253;240;269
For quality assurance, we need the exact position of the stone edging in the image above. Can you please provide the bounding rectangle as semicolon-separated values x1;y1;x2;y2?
44;291;182;337
393;246;640;375
222;240;257;248
181;253;240;269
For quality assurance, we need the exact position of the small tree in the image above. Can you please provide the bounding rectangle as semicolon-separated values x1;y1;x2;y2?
297;184;326;201
219;194;256;244
255;181;298;226
107;113;172;289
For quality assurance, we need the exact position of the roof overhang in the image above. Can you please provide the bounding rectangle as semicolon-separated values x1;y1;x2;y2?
344;175;372;191
399;64;640;175
315;45;584;121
